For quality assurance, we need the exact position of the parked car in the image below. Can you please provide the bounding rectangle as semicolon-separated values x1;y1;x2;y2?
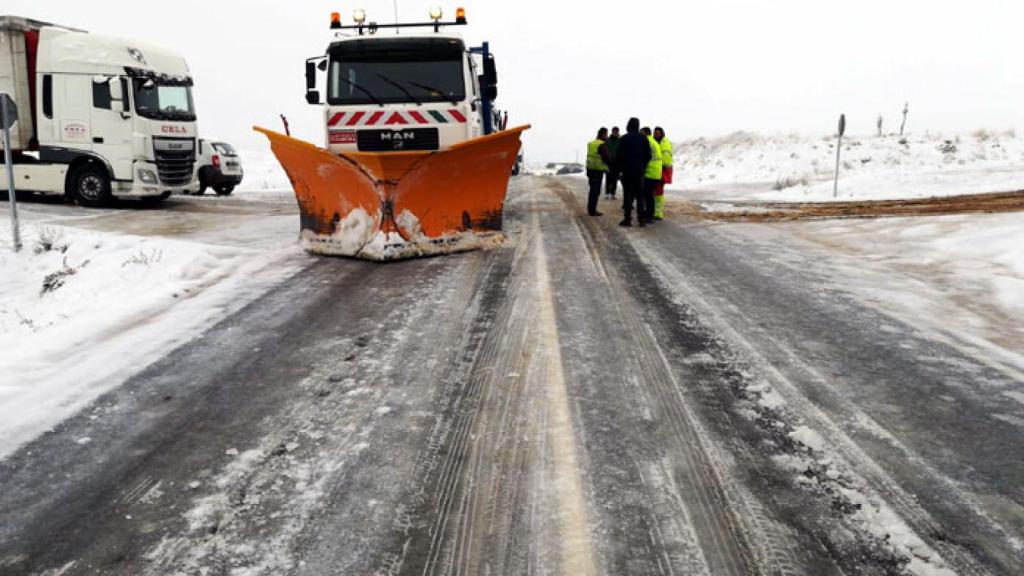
194;139;243;195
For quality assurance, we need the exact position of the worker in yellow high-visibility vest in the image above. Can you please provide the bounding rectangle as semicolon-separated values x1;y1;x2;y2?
640;127;662;224
585;127;611;216
654;127;673;220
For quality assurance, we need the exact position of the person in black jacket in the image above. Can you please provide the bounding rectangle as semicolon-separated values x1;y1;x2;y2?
615;118;652;227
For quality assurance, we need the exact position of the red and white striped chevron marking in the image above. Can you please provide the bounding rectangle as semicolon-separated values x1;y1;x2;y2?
327;109;468;127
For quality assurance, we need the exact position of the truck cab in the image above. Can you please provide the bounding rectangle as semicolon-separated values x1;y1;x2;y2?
1;16;199;206
305;9;501;156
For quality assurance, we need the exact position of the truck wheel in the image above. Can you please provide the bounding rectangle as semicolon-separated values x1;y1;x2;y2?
71;165;112;207
214;184;235;196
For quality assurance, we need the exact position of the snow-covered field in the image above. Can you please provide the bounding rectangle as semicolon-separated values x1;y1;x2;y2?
791;212;1024;357
237;148;292;193
670;130;1024;203
0;221;301;458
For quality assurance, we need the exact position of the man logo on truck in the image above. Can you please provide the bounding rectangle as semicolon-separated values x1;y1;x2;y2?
381;131;416;141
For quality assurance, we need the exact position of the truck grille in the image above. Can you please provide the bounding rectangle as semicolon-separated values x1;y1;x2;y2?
152;137;196;186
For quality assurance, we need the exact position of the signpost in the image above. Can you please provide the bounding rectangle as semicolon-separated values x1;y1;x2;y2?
833;114;846;199
1;92;21;252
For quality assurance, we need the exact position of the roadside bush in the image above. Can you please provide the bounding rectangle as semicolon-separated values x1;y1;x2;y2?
122;248;163;268
41;257;78;295
773;176;808;191
34;226;68;255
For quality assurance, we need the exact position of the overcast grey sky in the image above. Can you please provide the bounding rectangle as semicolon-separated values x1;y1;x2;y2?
11;0;1023;162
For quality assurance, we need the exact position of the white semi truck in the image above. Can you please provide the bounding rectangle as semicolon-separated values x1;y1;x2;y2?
0;15;198;206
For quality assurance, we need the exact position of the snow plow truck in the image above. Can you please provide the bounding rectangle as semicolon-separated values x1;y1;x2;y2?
256;7;528;261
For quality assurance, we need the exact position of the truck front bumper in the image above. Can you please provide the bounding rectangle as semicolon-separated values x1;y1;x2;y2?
113;161;197;197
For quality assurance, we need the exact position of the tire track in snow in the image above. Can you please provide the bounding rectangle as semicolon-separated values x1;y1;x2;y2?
391;184;598;576
544;180;766;575
629;217;1019;574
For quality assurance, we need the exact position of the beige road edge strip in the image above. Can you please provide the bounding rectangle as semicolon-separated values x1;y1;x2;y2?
531;197;599;576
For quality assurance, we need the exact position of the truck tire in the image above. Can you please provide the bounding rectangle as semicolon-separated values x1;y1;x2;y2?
214;184;235;196
71;164;113;207
195;182;207;196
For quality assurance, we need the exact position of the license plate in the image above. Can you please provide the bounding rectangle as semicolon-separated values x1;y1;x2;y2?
329;130;357;144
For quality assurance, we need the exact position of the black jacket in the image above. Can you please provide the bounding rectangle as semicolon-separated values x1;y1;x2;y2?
616;118;651;176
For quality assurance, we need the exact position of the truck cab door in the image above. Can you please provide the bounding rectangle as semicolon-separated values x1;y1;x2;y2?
89;76;134;181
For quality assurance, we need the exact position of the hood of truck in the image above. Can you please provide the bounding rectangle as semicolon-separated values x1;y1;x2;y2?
36;26;190;77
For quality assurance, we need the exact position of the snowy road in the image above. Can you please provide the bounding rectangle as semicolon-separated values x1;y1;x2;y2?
1;177;1022;575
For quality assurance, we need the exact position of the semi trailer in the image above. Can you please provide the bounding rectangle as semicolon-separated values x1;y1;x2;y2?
0;15;198;206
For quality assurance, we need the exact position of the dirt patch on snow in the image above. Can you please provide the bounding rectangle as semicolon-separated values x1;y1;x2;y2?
670;190;1024;222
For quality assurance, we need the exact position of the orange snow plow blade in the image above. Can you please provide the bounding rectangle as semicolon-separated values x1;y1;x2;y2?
255;125;529;261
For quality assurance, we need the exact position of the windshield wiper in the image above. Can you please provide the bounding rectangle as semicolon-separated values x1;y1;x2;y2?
376;74;421;106
406;81;459;106
337;77;384;107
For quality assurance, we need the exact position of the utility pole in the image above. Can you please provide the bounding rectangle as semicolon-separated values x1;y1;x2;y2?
900;102;909;137
393;0;400;34
1;93;21;252
834;114;846;198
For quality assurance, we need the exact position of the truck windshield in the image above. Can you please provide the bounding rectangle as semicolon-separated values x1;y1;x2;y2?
133;79;196;121
327;38;465;106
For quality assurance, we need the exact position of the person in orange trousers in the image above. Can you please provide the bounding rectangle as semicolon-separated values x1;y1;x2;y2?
653;127;673;220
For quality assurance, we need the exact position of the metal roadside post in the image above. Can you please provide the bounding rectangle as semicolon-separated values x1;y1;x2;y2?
833;113;846;198
1;92;21;252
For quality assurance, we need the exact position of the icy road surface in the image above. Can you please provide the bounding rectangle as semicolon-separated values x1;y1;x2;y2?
1;178;1022;575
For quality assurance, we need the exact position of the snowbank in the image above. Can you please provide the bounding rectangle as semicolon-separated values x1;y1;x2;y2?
802;212;1024;318
672;130;1024;202
236;147;292;193
0;223;298;458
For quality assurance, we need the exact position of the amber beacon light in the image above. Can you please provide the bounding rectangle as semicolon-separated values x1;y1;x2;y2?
455;7;466;23
330;11;341;29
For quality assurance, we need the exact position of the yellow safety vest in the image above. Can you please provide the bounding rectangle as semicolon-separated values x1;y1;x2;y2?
659;138;673;167
586;139;608;172
645;136;663;180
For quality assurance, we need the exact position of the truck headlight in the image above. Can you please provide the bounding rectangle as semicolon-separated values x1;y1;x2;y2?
138;168;158;184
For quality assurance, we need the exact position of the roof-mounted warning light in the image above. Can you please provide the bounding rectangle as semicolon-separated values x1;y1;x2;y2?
330;12;342;29
333;7;466;35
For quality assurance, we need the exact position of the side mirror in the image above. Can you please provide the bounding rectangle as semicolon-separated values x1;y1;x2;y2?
482;56;498;100
479;76;497;101
305;61;317;90
109;79;124;100
305;58;324;105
